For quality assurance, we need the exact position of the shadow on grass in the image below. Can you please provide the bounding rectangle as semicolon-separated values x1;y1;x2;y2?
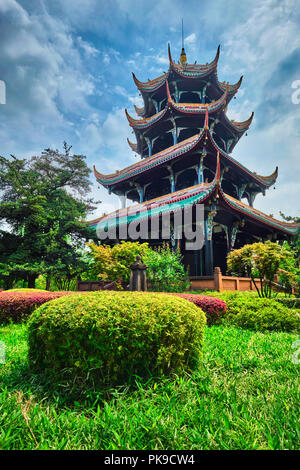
1;354;185;410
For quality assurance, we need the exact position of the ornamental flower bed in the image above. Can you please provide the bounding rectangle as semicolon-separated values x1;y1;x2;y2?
0;290;78;323
171;293;227;325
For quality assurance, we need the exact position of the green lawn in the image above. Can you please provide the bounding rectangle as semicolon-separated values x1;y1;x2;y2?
0;323;299;450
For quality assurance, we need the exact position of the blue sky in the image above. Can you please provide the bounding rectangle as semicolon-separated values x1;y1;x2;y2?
0;0;299;220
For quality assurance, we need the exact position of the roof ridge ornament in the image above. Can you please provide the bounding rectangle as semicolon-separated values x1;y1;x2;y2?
215;45;221;65
204;107;209;129
231;111;254;128
166;80;172;104
180;18;187;64
168;43;173;65
215;151;221;186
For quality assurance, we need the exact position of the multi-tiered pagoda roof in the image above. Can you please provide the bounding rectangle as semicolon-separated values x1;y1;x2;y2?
88;156;299;237
88;42;300;275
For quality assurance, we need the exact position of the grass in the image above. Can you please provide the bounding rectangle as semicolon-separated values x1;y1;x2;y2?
0;322;299;450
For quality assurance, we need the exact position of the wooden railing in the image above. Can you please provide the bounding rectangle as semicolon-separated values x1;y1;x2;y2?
77;268;292;294
190;267;291;293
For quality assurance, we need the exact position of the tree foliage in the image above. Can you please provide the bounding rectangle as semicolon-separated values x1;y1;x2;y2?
227;241;294;297
0;143;97;289
87;241;150;289
280;212;300;263
87;241;190;292
144;243;190;292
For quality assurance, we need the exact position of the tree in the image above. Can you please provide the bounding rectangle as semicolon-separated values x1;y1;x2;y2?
88;241;190;292
227;241;294;298
87;241;150;289
144;243;190;292
0;143;97;289
280;212;300;264
277;241;300;297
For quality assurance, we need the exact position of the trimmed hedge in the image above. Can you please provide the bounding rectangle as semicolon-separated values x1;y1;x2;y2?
0;290;78;323
28;291;206;386
171;293;227;325
202;291;300;332
276;298;300;309
4;288;49;293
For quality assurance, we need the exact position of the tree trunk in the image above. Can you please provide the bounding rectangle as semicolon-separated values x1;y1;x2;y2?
28;274;37;288
46;277;51;291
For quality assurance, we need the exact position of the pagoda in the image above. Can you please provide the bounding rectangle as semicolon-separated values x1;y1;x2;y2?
86;43;300;276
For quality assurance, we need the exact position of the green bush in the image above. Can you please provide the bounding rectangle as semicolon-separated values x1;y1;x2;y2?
0;290;78;324
28;291;206;386
203;291;300;332
145;244;190;292
276;298;300;309
87;241;150;288
87;241;190;292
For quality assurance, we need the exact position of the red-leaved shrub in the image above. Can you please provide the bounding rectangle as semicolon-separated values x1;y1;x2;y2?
171;293;227;325
0;291;78;323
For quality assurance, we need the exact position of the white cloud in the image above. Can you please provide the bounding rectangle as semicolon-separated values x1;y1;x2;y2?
77;36;99;57
185;33;196;44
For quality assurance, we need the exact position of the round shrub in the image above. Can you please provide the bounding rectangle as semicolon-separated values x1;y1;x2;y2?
0;290;78;323
5;288;49;293
220;294;300;332
276;298;300;309
172;293;227;325
28;291;206;386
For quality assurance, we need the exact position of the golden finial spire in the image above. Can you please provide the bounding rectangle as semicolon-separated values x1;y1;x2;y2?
180;19;187;64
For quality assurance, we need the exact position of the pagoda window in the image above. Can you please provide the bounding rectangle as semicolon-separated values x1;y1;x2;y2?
179;91;201;103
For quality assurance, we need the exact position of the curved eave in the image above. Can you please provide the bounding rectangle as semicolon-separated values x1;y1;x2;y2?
86;158;221;230
132;44;221;93
94;128;278;190
167;80;228;114
220;191;300;235
132;72;168;94
126;84;228;132
253;167;279;186
134;104;145;117
125;107;168;130
93;131;204;187
225;112;254;134
217;75;243;96
127;138;138;153
89;157;298;236
86;183;214;230
168;44;220;79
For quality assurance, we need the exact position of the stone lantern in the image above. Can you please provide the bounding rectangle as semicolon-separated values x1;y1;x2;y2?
129;255;148;291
